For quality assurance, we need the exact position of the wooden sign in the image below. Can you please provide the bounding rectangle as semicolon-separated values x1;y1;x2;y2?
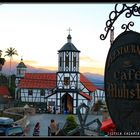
105;30;140;133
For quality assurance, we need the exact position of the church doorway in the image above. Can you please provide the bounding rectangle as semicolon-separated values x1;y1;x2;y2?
61;93;73;114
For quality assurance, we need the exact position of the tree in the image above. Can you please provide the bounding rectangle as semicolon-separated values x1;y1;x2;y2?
0;74;8;86
0;50;5;71
92;100;104;114
0;50;2;57
4;47;18;87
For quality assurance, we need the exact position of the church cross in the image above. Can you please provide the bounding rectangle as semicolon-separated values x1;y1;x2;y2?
67;27;72;34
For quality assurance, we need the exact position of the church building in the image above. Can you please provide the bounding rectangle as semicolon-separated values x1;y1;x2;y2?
15;30;105;114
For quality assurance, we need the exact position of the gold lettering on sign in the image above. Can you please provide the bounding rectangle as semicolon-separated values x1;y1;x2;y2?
106;44;140;100
107;83;140;99
106;44;140;70
113;69;140;81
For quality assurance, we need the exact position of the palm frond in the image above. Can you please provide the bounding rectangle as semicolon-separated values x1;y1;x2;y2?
5;47;18;57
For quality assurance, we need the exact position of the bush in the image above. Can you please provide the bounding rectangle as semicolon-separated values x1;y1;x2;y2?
64;115;78;132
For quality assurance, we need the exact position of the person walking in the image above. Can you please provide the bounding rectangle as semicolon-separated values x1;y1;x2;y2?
33;122;40;136
49;119;58;136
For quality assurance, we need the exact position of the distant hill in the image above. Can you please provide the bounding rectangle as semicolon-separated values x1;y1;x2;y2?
83;72;104;89
1;60;56;75
1;61;104;88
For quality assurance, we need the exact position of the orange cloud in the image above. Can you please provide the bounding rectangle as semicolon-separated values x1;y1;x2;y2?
80;56;97;62
37;66;57;71
24;60;39;66
80;66;104;75
41;65;104;75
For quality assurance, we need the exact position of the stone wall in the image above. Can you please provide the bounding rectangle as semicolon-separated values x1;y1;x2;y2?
15;115;27;129
3;107;35;129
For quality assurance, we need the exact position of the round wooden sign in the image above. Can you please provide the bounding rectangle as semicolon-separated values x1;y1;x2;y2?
105;30;140;133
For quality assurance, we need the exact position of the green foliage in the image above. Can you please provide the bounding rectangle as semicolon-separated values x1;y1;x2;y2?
64;115;78;132
0;58;5;65
9;86;15;99
9;74;16;98
0;74;8;86
4;47;18;57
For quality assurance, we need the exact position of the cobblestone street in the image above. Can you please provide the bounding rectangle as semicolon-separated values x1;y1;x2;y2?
26;113;103;137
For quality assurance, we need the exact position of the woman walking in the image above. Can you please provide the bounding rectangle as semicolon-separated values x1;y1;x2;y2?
33;122;40;136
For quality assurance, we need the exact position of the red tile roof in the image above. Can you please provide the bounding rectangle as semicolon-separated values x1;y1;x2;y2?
19;73;56;89
0;86;10;96
24;73;56;80
80;74;97;92
19;73;97;92
80;92;92;100
97;87;104;91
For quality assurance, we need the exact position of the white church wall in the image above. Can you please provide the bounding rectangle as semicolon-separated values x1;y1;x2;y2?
41;98;45;102
74;93;76;99
74;100;76;106
69;93;73;96
73;107;76;114
61;92;65;97
58;100;60;105
78;94;86;100
58;93;60;98
33;92;40;97
77;94;88;106
79;83;89;92
48;94;56;99
21;91;28;96
21;96;25;102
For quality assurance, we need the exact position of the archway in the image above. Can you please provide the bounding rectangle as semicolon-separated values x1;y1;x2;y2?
61;93;73;114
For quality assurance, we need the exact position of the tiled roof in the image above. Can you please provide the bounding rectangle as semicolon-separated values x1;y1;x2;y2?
0;86;10;96
24;73;56;80
19;73;56;89
17;62;27;68
97;87;104;91
19;73;97;92
19;79;56;89
58;42;80;52
80;92;92;100
80;74;97;92
58;34;80;52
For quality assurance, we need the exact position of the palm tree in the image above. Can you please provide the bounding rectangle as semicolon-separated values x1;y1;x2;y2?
4;47;18;87
0;50;2;57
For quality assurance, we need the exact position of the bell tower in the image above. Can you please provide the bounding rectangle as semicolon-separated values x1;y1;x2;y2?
56;28;81;114
15;57;27;99
57;28;80;91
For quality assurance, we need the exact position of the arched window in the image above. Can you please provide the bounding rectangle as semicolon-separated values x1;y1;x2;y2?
59;56;62;67
65;52;69;67
73;56;76;67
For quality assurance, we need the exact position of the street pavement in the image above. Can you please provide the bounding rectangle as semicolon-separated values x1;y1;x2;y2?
26;113;103;137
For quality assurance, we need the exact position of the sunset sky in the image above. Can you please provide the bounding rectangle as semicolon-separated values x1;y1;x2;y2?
0;3;139;75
